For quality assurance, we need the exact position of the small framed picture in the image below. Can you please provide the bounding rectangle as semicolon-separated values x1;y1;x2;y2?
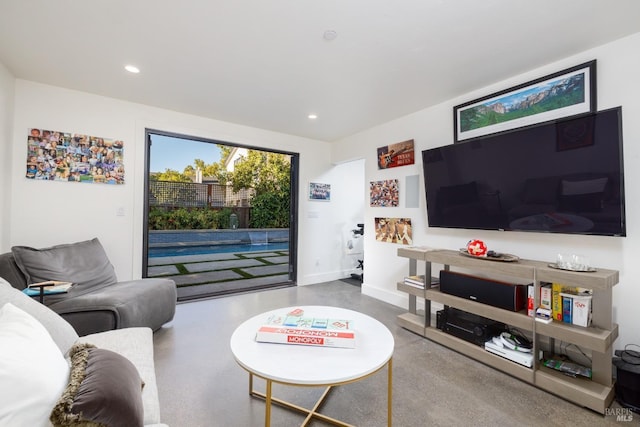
370;179;399;207
377;139;415;169
374;217;413;245
309;182;331;201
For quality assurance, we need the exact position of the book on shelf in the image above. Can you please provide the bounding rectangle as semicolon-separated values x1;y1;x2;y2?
562;295;573;324
550;282;593;326
551;283;587;321
255;309;355;348
403;282;425;289
23;280;74;296
404;275;426;288
535;316;553;324
560;292;592;327
535;307;552;323
540;283;552;310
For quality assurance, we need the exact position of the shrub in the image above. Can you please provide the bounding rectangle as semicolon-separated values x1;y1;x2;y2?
148;207;235;230
249;192;289;228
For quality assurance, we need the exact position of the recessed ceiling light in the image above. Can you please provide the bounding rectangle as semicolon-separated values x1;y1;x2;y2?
308;114;318;120
323;30;337;41
124;65;140;74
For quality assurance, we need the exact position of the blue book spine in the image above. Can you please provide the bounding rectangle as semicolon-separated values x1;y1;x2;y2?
562;296;573;323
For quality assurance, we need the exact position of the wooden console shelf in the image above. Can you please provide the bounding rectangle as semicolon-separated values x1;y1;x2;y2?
396;247;618;414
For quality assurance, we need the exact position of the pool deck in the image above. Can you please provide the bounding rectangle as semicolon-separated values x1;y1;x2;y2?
147;249;290;300
149;228;289;246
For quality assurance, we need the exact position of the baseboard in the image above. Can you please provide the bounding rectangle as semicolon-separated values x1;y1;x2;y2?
361;283;410;309
303;275;432;314
361;283;439;313
299;269;356;286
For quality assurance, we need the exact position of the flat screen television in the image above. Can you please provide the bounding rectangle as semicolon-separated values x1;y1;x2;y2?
422;106;626;236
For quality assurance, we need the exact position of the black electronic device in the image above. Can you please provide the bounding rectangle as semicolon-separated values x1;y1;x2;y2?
422;106;626;237
614;346;640;413
436;306;506;346
499;331;532;352
439;270;528;312
350;223;364;282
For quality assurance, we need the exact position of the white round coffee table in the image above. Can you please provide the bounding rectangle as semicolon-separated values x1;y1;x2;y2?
230;305;394;426
509;212;594;233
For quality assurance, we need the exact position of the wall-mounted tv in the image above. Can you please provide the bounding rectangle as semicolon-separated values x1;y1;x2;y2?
422;106;625;236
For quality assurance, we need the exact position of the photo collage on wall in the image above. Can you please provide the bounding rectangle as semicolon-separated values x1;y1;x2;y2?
374;217;413;245
25;128;125;184
370;179;398;207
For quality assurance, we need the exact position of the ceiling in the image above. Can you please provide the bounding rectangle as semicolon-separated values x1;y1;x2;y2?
1;1;640;142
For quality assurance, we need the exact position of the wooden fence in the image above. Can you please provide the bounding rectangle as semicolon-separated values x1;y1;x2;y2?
149;181;254;227
149;181;253;208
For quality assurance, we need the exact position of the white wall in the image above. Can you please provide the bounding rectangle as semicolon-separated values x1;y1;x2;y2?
8;80;336;286
0;63;14;252
303;158;365;283
333;32;640;349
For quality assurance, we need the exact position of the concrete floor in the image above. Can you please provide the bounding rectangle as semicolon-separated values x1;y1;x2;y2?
153;281;633;426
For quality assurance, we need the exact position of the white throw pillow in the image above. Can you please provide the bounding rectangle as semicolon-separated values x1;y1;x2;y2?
0;302;70;427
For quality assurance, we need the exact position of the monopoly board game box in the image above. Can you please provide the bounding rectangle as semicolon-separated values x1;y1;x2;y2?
255;308;356;348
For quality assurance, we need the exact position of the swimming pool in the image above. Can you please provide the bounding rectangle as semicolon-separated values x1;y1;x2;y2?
148;242;289;258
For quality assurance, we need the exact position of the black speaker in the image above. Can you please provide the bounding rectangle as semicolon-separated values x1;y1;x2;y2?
439;270;528;312
614;349;640;413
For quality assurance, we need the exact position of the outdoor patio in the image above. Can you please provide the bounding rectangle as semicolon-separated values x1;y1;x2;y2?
147;248;290;300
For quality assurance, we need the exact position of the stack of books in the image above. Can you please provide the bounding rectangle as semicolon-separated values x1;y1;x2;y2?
531;282;593;327
403;275;426;289
255;308;356;348
22;280;73;297
550;283;593;327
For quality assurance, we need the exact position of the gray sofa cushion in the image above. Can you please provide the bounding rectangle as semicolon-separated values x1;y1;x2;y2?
11;238;117;289
0;276;79;355
0;252;27;289
78;328;162;426
48;278;177;335
3;238;176;336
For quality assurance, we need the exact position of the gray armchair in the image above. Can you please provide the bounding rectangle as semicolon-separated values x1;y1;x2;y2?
0;238;176;336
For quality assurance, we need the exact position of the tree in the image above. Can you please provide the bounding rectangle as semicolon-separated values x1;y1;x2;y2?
188;145;232;184
230;151;290;193
151;146;290;228
218;145;233;165
229;151;291;228
150;168;191;182
183;165;196;181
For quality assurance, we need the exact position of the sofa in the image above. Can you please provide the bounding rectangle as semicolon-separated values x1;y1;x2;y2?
0;276;167;426
0;238;177;336
506;173;623;234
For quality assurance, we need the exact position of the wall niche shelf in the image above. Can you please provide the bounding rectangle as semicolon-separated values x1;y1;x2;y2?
396;247;618;414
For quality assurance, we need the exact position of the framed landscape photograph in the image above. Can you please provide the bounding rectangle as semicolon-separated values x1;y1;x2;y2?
454;60;596;142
